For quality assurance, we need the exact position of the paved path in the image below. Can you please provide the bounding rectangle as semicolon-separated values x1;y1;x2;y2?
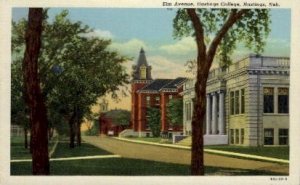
11;155;121;163
83;136;289;174
117;137;289;164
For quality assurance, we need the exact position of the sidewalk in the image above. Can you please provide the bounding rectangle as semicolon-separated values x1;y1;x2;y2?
11;154;121;163
116;137;289;164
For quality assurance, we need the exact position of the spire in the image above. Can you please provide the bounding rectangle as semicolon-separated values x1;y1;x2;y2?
132;47;152;80
136;47;148;67
140;47;145;53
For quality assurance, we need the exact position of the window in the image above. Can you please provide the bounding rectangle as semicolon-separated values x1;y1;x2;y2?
185;102;192;121
235;129;239;144
155;96;160;105
264;87;274;113
230;91;234;115
264;129;274;145
146;96;150;106
230;129;234;144
230;89;245;115
169;95;173;100
279;129;289;145
278;88;289;113
140;65;146;79
241;129;244;144
241;89;245;114
235;91;240;114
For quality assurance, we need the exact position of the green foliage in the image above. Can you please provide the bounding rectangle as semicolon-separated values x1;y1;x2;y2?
85;119;100;136
11;40;29;130
167;99;183;126
11;9;130;135
146;107;161;137
105;109;131;126
173;9;271;66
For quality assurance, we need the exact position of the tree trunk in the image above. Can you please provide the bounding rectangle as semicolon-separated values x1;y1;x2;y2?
76;121;81;146
23;8;50;175
191;75;208;175
48;128;53;140
69;112;76;148
30;129;33;153
24;127;28;149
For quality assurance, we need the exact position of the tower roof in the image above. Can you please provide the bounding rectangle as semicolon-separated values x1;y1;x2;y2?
132;48;152;80
136;47;149;67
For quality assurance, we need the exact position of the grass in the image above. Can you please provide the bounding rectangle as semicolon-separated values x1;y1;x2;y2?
125;136;173;144
11;136;288;176
11;158;285;176
51;141;112;158
205;145;289;160
11;136;58;160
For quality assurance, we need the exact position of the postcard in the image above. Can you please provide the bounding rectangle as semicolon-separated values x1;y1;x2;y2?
1;0;300;185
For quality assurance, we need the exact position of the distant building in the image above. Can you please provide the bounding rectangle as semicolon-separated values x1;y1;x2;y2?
183;55;289;146
129;48;186;137
98;99;130;136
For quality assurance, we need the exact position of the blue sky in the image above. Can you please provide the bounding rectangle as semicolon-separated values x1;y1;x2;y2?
12;8;291;79
12;8;291;110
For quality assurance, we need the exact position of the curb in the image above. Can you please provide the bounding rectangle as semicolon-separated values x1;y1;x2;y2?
115;137;289;164
11;154;121;163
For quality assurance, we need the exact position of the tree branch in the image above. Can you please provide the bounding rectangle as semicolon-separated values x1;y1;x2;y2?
186;9;206;62
207;9;249;63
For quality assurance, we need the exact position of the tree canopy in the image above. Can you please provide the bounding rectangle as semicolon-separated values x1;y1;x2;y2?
174;9;270;67
11;9;130;147
105;109;131;126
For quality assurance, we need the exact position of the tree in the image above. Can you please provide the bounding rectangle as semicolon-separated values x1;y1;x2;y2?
12;10;130;148
167;98;183;126
173;9;270;175
22;8;49;175
146;107;161;137
105;109;131;126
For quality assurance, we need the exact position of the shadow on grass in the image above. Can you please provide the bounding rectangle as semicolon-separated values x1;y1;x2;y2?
51;142;112;158
11;158;286;176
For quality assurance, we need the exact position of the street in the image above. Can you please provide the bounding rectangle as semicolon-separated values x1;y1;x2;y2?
83;136;289;174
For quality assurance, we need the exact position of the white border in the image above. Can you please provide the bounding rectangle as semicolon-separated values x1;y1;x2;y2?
1;0;299;185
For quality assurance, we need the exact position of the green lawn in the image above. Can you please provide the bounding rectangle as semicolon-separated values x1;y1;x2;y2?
11;136;58;160
11;136;32;160
51;141;111;158
205;145;289;160
11;158;285;176
11;136;287;176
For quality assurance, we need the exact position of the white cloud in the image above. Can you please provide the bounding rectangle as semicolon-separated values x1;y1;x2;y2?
159;37;197;55
79;29;114;39
110;39;148;57
147;56;190;79
266;38;290;46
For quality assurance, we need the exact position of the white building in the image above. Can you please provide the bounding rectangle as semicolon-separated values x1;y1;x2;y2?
182;55;289;146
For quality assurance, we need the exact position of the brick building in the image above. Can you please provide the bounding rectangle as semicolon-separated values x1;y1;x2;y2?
130;48;186;137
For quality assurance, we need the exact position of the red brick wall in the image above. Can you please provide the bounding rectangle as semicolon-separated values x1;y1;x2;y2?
99;114;129;136
132;82;185;134
131;82;149;132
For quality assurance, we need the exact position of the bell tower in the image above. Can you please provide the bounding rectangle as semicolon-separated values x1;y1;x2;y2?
132;48;152;80
131;48;152;131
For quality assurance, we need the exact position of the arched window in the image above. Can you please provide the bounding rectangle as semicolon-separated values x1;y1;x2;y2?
140;65;146;79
